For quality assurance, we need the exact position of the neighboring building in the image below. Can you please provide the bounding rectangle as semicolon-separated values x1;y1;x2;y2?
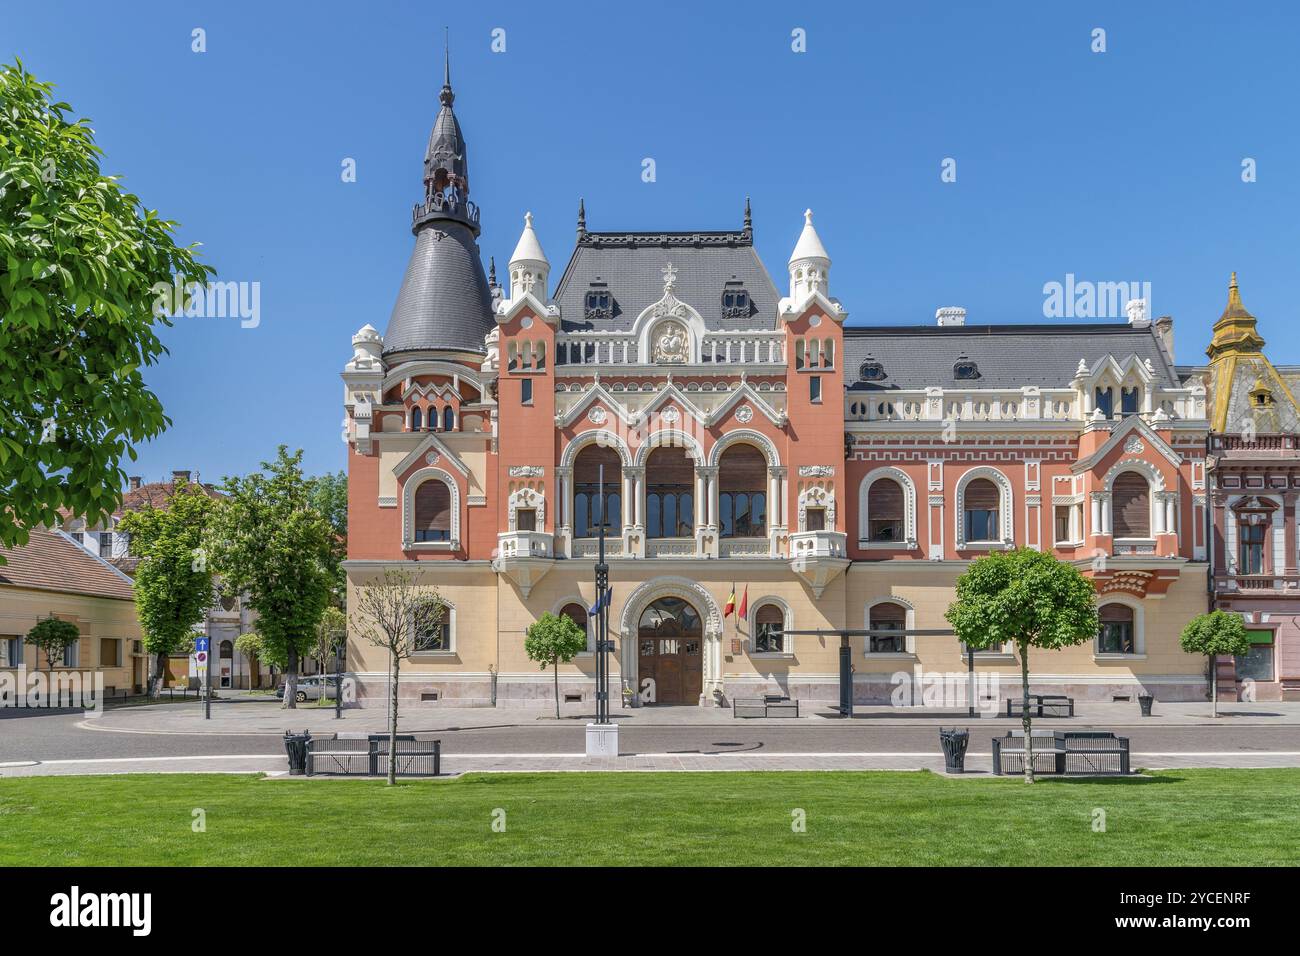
0;529;144;695
60;472;274;690
1198;274;1300;701
339;60;1214;708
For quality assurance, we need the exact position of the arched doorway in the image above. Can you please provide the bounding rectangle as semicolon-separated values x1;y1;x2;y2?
638;597;703;705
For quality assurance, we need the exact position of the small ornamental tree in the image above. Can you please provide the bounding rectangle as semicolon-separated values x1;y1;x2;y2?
1180;610;1250;718
26;615;79;676
205;447;335;709
117;481;217;697
0;61;213;556
524;612;589;720
314;605;347;678
946;548;1099;783
350;568;444;785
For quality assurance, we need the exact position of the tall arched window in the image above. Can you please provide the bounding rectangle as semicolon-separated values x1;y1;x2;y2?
1112;473;1151;538
1097;603;1135;654
410;406;422;431
443;406;456;432
718;445;767;538
573;445;621;538
646;446;695;539
413;479;452;542
559;602;589;650
753;603;785;654
867;601;907;654
963;478;1000;543
866;478;905;542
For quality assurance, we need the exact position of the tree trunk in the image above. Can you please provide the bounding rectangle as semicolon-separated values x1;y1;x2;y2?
1020;642;1034;784
554;659;560;719
282;646;298;709
149;650;168;698
1210;654;1218;718
387;650;400;786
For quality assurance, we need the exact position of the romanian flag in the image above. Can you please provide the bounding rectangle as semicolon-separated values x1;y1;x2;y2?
737;586;748;619
723;585;737;618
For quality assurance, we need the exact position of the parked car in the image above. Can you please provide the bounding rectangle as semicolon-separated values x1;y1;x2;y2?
275;675;339;702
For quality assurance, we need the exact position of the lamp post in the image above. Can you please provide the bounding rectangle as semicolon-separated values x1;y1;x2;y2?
585;465;617;756
335;641;345;720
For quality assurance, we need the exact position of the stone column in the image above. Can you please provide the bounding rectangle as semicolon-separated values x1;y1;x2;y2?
1153;493;1166;535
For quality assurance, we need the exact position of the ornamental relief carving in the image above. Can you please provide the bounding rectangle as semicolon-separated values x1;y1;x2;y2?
508;465;544;478
652;320;689;363
799;465;835;477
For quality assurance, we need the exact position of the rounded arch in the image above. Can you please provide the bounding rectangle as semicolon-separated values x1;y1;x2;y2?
864;596;916;655
401;467;461;549
552;597;593;652
560;429;632;468
954;466;1014;548
633;429;705;468
1102;457;1166;493
707;429;780;469
858;466;917;547
618;576;723;638
747;595;792;655
1096;594;1144;655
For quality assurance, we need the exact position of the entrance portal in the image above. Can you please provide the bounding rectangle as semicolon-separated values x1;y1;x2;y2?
638;597;703;705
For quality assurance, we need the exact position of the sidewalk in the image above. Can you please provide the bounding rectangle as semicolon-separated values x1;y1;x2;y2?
5;749;1299;778
77;696;1300;736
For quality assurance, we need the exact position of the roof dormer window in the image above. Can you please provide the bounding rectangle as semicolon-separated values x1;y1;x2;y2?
722;282;750;319
954;357;981;380
584;285;613;321
858;360;886;382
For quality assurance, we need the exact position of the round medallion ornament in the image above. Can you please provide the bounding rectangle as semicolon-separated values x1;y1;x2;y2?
736;404;754;423
425;452;440;466
661;405;679;423
520;317;534;330
588;406;608;425
1123;436;1145;454
809;314;822;328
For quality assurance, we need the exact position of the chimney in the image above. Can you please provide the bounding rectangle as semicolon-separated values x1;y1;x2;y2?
1155;315;1174;363
936;307;966;327
172;470;191;485
127;476;142;491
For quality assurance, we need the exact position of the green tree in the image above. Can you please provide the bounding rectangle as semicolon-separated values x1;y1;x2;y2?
350;568;444;785
1180;610;1250;718
205;447;334;709
945;548;1099;783
0;61;213;556
117;481;217;697
26;614;79;677
306;470;347;605
234;631;280;689
524;612;589;720
313;605;347;697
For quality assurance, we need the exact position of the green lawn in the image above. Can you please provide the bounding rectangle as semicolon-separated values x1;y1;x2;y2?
1;769;1296;866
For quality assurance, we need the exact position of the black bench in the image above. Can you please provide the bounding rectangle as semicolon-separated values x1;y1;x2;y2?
992;730;1129;775
1006;694;1074;718
732;694;800;718
306;734;441;777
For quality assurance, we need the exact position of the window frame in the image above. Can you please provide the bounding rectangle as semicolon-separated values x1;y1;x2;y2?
1094;600;1144;659
411;602;455;655
749;600;792;656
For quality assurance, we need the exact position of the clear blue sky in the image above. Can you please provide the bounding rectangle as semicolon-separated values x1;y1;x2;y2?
6;1;1299;483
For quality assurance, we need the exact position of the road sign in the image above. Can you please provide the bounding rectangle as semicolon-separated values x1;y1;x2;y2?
195;637;210;653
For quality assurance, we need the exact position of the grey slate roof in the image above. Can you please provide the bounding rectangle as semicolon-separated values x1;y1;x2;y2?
843;324;1180;391
553;231;780;333
384;219;493;357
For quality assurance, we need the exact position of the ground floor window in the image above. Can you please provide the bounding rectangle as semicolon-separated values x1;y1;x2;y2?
1236;642;1275;683
1097;603;1136;654
1;636;20;667
867;602;907;653
62;641;80;667
99;638;122;668
753;604;785;654
413;605;452;652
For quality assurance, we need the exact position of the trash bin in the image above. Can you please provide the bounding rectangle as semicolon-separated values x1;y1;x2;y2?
1138;694;1154;717
283;730;312;775
939;727;970;773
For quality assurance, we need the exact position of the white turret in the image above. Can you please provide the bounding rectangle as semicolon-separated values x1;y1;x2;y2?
788;208;830;302
348;323;383;370
508;211;549;300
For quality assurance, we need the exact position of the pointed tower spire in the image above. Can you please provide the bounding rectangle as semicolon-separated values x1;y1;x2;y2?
440;27;453;106
576;197;587;241
1207;271;1265;359
509;212;550;299
488;256;497;288
742;196;752;241
787;208;831;302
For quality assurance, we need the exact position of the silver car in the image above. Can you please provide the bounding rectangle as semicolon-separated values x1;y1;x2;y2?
276;675;339;702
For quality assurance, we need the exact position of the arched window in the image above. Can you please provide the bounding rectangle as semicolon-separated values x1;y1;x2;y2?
427;405;438;430
413;479;452;542
443;406;455;432
963;478;1000;543
718;445;767;538
414;602;452;652
219;640;233;659
753;603;785;654
867;601;907;654
410;406;422;431
646;446;695;538
1112;473;1151;538
573;445;621;538
1120;386;1140;416
1095;387;1114;419
559;602;589;650
1097;603;1135;655
866;478;905;542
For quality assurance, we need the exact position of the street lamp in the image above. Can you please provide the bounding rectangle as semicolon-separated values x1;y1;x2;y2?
335;641;346;720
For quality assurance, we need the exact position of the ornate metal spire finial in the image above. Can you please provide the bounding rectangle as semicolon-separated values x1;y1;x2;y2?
488;256;497;287
577;197;586;240
661;261;678;294
439;28;454;107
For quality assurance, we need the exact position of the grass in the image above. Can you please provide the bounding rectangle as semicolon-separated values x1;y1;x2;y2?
1;769;1296;866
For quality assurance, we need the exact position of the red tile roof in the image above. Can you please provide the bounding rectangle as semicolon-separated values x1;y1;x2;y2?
0;530;136;602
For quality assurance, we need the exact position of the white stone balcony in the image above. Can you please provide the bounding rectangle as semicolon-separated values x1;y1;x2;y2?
493;532;554;598
788;530;849;597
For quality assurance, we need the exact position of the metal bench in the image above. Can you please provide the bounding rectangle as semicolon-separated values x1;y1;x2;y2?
992;730;1129;775
306;734;441;777
731;694;800;718
1005;694;1075;718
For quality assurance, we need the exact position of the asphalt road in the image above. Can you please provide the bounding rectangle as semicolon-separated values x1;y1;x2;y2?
2;710;1297;763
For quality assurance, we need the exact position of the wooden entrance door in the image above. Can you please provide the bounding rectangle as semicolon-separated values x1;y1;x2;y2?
638;597;703;704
